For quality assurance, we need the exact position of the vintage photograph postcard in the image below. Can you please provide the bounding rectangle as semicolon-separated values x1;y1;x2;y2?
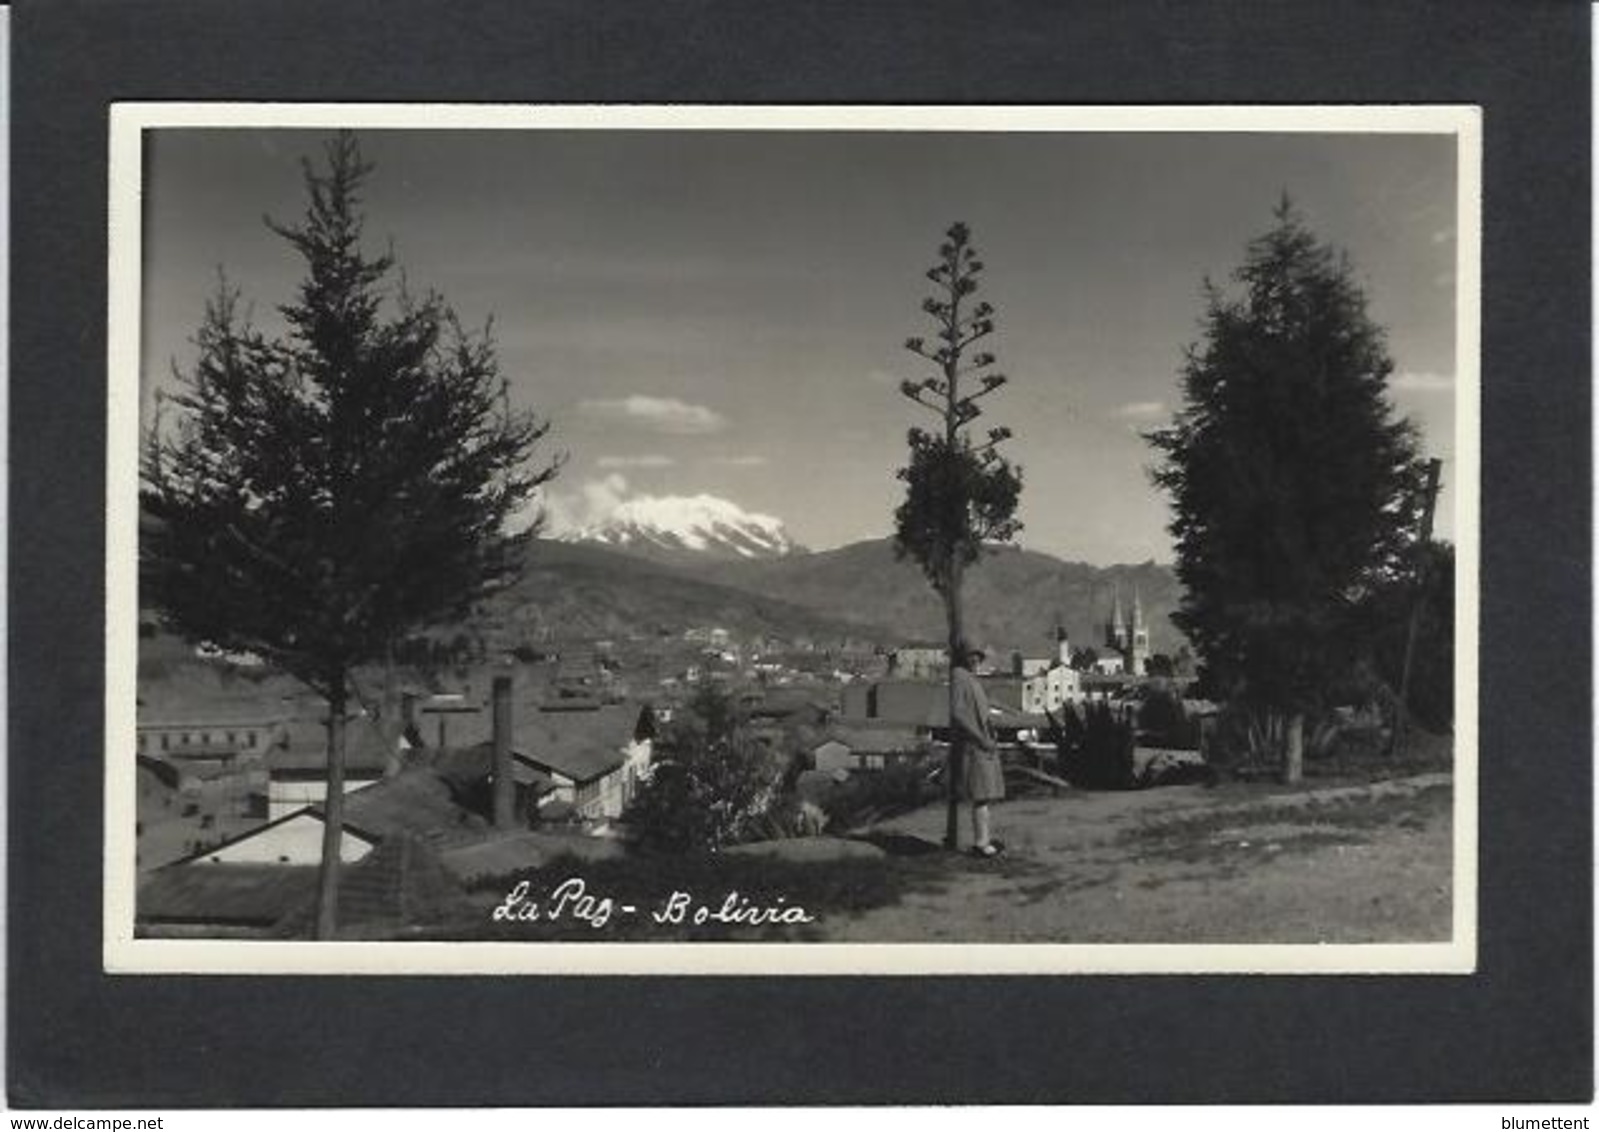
104;103;1479;975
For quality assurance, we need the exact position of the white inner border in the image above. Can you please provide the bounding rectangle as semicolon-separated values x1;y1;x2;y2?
105;103;1482;976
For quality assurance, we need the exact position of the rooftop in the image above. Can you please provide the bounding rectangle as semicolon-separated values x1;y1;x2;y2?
138;864;317;927
267;715;396;775
319;763;490;843
817;725;927;755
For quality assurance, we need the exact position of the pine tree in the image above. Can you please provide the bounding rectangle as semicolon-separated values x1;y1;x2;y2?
892;221;1023;846
141;132;562;935
1147;198;1426;782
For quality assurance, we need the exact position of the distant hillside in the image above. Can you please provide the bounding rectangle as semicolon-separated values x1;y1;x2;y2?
476;539;888;646
698;538;1186;658
140;536;1185;675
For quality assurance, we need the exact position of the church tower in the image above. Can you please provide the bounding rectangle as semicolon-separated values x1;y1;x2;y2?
1055;623;1071;667
1129;588;1151;676
1105;588;1128;652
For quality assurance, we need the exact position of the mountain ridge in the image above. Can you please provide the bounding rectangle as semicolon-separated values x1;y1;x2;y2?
555;492;801;568
499;535;1185;657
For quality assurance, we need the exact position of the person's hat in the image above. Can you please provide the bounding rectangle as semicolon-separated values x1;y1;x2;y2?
952;641;985;664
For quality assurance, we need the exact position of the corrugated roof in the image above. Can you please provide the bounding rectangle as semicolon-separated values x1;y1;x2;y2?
817;725;925;755
978;676;1026;713
320;766;489;843
138;865;318;926
989;710;1052;732
512;705;638;783
267;715;396;775
138;712;282;729
874;680;948;727
437;743;558;794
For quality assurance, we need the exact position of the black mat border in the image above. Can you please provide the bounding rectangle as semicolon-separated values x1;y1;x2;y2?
9;0;1592;1108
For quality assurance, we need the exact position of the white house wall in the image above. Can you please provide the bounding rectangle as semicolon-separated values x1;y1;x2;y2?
268;776;382;820
195;812;376;866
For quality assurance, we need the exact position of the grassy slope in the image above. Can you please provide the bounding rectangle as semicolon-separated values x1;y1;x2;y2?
414;770;1453;945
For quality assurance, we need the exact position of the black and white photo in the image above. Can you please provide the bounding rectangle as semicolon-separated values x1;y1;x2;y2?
106;104;1478;974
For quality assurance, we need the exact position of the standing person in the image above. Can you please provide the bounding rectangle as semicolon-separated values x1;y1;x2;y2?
950;643;1006;857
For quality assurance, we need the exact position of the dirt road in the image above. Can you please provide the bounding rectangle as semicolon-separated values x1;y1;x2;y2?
825;774;1454;943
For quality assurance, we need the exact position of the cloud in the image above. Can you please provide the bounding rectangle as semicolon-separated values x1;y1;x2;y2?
595;454;675;469
1391;371;1455;394
584;473;631;513
537;473;631;536
576;395;728;435
710;455;768;467
1112;400;1168;420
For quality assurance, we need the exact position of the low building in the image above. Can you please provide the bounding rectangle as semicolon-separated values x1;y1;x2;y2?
179;755;492;867
135;714;278;775
812;727;926;773
137;864;320;938
516;703;654;822
1081;672;1140;707
138;835;473;939
1092;653;1127;676
1020;663;1082;714
840;679;946;729
748;689;831;730
265;714;399;819
888;641;948;680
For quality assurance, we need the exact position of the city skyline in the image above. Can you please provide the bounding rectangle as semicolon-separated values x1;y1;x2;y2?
141;125;1460;564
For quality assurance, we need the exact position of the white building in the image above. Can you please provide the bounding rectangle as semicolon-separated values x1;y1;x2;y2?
1021;663;1081;714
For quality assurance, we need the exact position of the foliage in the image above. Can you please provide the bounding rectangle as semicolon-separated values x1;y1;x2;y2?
139;132;561;934
1048;702;1136;789
1359;540;1455;731
892;221;1024;624
819;759;941;830
1135;681;1197;747
1146;198;1427;748
891;221;1023;846
142;131;559;687
624;685;788;853
894;434;1024;599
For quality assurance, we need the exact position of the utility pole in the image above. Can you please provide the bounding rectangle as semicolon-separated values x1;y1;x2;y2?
1390;458;1443;758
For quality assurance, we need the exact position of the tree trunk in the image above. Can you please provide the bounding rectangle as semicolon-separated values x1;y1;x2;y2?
1282;711;1304;784
314;674;348;940
943;556;965;850
379;641;404;778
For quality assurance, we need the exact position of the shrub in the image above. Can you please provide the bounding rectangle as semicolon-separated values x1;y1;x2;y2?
1051;702;1136;789
624;685;787;853
819;759;939;830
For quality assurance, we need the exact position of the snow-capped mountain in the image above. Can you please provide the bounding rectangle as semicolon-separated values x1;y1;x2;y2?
560;493;802;564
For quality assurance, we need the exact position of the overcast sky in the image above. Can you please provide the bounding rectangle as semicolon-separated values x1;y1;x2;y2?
141;127;1459;564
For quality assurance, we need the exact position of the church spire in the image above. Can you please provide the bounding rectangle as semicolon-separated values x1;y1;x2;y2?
1106;586;1128;651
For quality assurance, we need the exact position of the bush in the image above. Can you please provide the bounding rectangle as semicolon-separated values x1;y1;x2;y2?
819;759;939;830
1136;681;1199;747
1052;702;1136;789
624;685;787;853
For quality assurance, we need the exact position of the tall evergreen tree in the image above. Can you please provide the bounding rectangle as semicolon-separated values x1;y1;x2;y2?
1147;198;1426;782
141;132;562;935
892;222;1023;846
